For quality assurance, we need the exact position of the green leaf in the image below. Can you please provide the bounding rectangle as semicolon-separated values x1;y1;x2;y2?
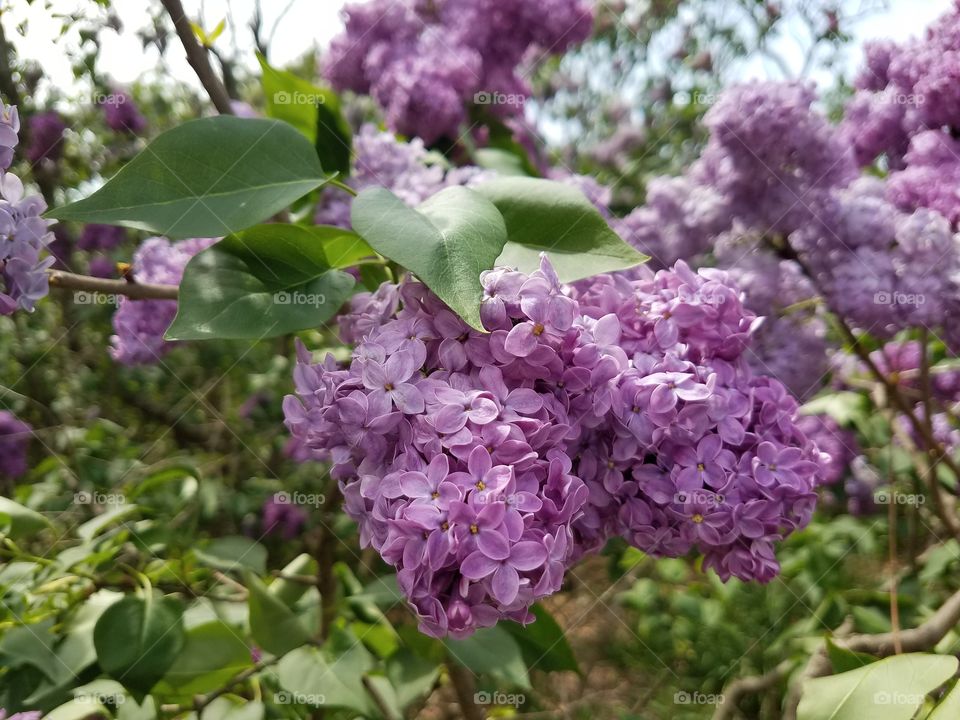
45;698;109;720
47;117;334;238
202;697;264;720
474;148;532;177
155;621;253;697
76;503;139;542
166;225;356;340
258;54;352;175
194;536;267;574
268;553;318;607
277;629;381;716
826;640;879;674
444;625;530;689
246;572;311;657
93;595;185;698
797;653;958;720
474;176;647;282
0;497;50;538
502;604;579;673
931;680;960;718
351;186;508;331
801;392;869;426
386;650;440;710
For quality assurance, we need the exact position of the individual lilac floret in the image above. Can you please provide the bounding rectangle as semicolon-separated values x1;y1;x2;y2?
285;255;822;636
0;710;42;720
110;237;215;365
101;90;147;134
0;411;31;479
0;105;54;315
26;111;66;164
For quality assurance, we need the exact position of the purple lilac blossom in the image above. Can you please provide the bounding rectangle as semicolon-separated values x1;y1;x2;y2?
0;411;31;479
262;493;309;539
78;223;127;252
284;255;822;637
0;103;54;315
110;237;215;365
0;711;42;720
324;0;594;143
26;111;66;164
101;90;147;134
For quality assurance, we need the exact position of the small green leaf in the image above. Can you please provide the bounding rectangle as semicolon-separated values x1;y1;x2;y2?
76;503;138;542
502;604;579;673
474;147;532;177
166;225;356;340
246;572;311;657
826;640;879;674
258;54;352;175
798;652;958;720
155;620;253;697
474;176;647;282
45;698;109;720
445;625;530;689
93;595;185;698
351;186;508;330
47;117;335;238
931;680;960;718
0;497;50;538
194;536;267;574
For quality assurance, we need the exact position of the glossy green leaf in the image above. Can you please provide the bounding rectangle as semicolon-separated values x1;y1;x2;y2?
445;625;530;689
155;621;252;697
502;604;579;673
258;54;352;175
246;572;310;657
45;698;109;720
797;652;958;720
0;497;50;539
93;595;185;697
351;186;508;330
194;536;267;574
47;117;334;238
931;680;960;718
166;225;356;340
474;176;647;282
826;640;879;674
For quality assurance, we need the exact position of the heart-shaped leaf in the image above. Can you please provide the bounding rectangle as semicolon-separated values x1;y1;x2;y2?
93;595;185;698
351;186;508;330
474;176;647;282
47;117;335;238
166;224;357;340
246;572;311;657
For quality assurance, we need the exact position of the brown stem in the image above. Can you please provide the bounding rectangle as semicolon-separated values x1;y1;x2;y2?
47;269;179;300
445;657;485;720
712;660;792;720
315;480;341;642
158;0;234;114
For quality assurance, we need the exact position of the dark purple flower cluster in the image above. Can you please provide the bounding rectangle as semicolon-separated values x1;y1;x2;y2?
841;2;960;225
323;0;593;143
26;111;66;164
262;493;309;540
284;256;822;637
101;90;147;135
78;223;127;252
0;410;31;479
110;237;215;365
0;104;54;315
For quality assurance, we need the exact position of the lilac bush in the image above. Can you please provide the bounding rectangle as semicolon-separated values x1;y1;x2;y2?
284;256;822;637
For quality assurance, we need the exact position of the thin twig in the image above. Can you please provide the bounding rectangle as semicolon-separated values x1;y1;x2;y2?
47;269;179;301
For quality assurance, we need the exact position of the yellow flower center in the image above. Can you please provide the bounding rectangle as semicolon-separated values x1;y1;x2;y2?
532;323;545;336
469;523;479;534
692;513;704;524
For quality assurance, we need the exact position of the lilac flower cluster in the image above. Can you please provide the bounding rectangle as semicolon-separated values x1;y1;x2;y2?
78;223;127;252
315;124;491;227
26;111;66;165
101;90;147;135
323;0;593;143
285;256;822;637
0;410;31;479
841;2;960;225
110;237;214;365
262;493;308;540
0;104;54;315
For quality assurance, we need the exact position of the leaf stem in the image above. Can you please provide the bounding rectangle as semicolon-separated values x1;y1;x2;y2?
47;269;179;301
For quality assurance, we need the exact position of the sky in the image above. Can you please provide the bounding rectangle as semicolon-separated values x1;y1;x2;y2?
2;0;956;103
